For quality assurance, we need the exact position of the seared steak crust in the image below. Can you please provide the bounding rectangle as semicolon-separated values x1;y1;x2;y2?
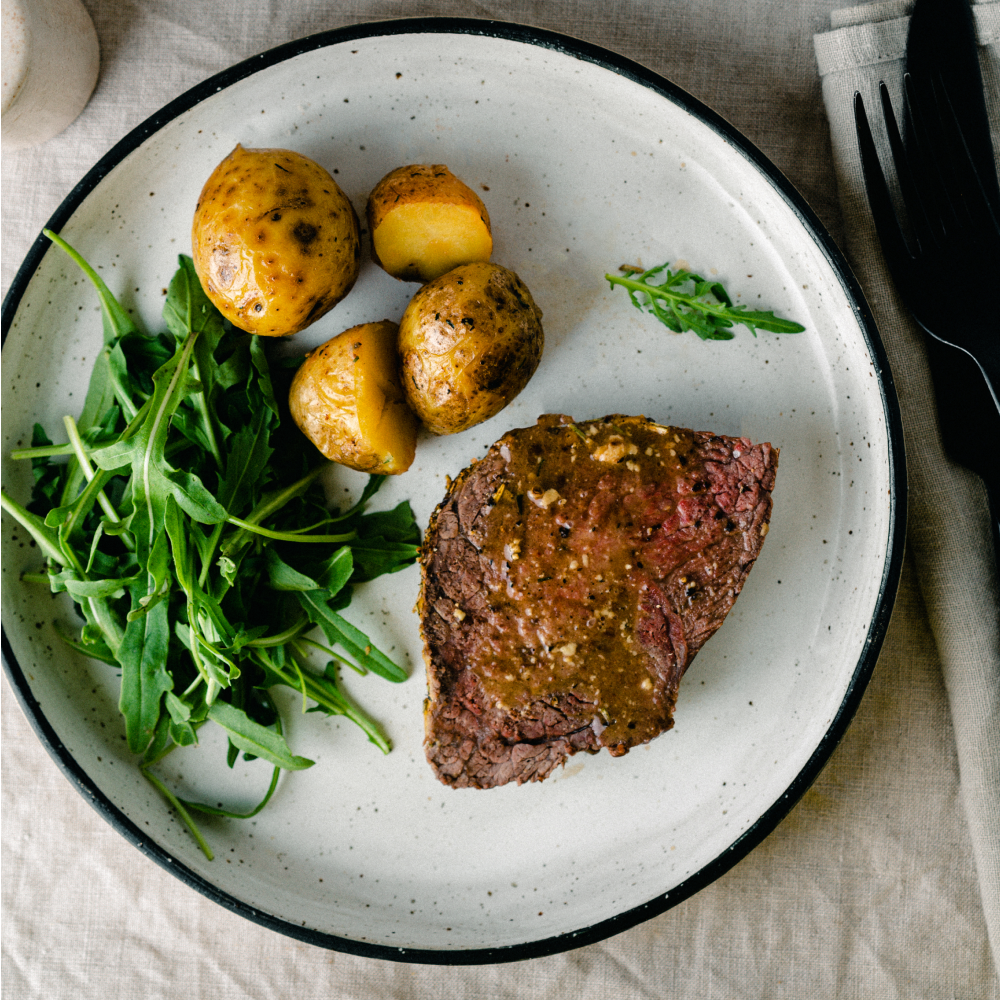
420;414;778;789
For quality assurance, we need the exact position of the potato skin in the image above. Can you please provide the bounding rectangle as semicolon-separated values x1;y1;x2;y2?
192;144;360;337
289;321;418;475
398;262;543;435
366;164;492;282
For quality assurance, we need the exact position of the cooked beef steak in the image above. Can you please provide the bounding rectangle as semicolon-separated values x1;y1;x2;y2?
420;414;778;789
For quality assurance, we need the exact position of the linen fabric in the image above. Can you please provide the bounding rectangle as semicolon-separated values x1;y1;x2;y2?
2;1;997;996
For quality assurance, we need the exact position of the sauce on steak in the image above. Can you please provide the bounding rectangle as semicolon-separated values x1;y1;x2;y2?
419;414;778;788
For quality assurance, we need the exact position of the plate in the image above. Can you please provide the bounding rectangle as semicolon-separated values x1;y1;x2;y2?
0;19;905;963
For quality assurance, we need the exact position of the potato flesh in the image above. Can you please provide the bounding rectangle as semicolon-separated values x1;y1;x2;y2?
289;321;417;475
372;202;492;283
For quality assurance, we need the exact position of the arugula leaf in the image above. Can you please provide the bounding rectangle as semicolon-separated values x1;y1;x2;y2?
117;587;173;754
297;591;407;682
265;549;322;592
217;414;275;515
206;701;313;770
606;262;806;340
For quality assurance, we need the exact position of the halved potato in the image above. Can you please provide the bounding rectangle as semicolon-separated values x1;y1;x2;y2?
289;320;418;475
366;164;492;283
192;144;361;337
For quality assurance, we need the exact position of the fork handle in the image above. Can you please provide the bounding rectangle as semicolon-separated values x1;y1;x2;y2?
922;323;1000;416
969;351;1000;415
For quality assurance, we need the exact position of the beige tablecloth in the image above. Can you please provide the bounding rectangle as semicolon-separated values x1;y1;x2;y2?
2;1;997;996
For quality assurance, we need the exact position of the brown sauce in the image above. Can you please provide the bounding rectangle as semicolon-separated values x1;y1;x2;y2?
462;414;699;750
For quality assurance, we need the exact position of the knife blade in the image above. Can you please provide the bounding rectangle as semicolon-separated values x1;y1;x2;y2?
906;0;1000;213
904;0;1000;560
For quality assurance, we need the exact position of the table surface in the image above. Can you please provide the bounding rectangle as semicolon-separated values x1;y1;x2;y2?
2;2;996;997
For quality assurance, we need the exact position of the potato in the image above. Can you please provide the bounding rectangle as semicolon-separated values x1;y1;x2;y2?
366;164;492;283
289;321;418;475
398;262;543;435
192;144;361;337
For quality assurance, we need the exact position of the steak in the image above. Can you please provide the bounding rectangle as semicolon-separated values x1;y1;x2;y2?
419;414;778;789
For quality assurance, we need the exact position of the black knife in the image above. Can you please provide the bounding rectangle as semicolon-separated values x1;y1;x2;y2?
904;0;1000;560
906;0;1000;214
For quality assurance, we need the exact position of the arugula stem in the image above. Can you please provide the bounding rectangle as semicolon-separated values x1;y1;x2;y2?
181;764;281;820
286;649;390;753
10;443;77;460
190;356;224;471
177;701;283;820
224;516;356;544
0;489;68;567
20;572;51;585
294;636;359;672
606;273;738;322
140;767;214;860
12;436;197;464
182;675;204;698
88;597;124;654
220;465;327;558
244;617;311;648
64;415;135;552
197;522;225;589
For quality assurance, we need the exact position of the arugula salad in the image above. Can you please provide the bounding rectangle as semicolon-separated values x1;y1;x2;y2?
1;232;419;859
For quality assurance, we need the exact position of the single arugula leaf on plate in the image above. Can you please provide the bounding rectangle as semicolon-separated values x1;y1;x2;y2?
606;262;806;340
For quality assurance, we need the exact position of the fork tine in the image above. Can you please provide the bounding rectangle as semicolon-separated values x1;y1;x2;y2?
854;92;915;290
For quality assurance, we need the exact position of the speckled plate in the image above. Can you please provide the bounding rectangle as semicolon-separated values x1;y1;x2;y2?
1;19;905;963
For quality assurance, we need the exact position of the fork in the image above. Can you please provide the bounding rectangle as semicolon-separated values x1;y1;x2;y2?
855;74;1000;570
854;75;1000;409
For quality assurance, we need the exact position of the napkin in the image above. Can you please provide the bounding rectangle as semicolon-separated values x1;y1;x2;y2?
814;0;1000;969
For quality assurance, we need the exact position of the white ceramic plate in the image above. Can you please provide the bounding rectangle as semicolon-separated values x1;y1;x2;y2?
1;19;905;963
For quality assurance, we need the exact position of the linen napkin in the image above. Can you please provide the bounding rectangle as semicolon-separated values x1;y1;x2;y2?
814;0;1000;969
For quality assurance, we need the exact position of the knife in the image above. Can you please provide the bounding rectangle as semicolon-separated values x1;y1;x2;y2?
904;0;1000;562
906;0;1000;214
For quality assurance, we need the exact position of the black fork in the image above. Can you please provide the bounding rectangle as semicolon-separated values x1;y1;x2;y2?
854;74;1000;408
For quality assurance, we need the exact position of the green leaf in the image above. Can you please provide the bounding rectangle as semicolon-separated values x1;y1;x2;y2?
249;335;280;417
350;500;421;544
206;701;313;770
163;255;226;351
55;622;117;665
265;548;323;591
217;414;275;516
0;489;68;567
315;546;353;596
348;538;420;581
27;424;66;516
64;575;138;599
606;263;805;339
297;590;407;682
117;587;173;754
164;494;194;594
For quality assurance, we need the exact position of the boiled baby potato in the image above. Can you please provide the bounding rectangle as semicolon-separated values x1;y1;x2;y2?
192;144;361;337
289;321;418;475
366;164;492;283
398;262;543;435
